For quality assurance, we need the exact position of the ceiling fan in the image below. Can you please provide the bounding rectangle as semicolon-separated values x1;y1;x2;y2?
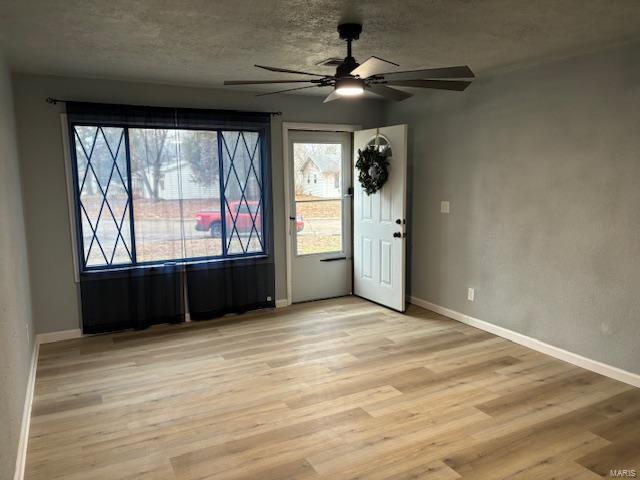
224;23;474;103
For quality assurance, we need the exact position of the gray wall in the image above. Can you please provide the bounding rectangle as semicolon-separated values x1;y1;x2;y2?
0;54;34;480
12;74;385;334
386;41;640;374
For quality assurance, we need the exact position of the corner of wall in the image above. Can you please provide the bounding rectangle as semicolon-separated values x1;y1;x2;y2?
0;52;37;480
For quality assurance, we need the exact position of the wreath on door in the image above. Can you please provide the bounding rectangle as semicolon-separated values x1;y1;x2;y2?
356;144;390;195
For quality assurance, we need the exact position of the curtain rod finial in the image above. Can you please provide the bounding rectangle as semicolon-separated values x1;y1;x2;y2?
46;97;58;104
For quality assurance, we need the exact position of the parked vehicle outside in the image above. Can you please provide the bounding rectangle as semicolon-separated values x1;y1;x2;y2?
196;201;304;237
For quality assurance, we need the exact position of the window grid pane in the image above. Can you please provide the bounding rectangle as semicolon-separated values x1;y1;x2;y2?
221;131;265;255
74;126;133;268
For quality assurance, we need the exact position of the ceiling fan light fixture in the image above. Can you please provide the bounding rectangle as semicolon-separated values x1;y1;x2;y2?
334;77;364;97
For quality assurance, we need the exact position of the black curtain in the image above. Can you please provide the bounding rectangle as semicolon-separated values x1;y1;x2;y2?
80;265;185;334
186;257;274;320
67;101;274;333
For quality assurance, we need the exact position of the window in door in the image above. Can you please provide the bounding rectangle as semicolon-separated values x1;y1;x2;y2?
293;142;344;255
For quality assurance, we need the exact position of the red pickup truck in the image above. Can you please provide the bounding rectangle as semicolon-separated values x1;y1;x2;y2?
196;201;304;237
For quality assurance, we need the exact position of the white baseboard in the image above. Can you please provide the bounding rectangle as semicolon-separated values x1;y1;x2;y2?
408;296;640;389
275;299;289;308
36;328;82;345
13;342;39;480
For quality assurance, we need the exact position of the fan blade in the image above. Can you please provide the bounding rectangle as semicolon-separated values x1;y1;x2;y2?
350;56;399;79
367;84;413;101
255;85;321;97
255;64;325;77
323;90;340;103
225;79;316;85
379;65;475;81
386;79;472;91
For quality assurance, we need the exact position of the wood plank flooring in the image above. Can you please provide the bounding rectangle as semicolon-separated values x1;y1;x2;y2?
26;297;640;479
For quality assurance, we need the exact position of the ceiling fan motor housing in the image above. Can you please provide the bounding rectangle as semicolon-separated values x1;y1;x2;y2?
338;23;362;41
337;56;359;77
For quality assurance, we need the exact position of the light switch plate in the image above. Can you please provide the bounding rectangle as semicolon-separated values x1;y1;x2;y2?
441;201;450;214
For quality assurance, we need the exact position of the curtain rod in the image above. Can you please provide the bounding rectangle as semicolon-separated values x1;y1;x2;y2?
45;97;282;116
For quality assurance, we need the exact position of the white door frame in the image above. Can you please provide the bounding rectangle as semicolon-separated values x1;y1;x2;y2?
282;122;361;307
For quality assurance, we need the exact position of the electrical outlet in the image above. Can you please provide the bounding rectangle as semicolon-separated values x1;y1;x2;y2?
467;288;475;302
440;201;450;214
266;296;272;302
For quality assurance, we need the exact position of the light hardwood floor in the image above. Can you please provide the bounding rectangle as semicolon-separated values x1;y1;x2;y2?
27;297;640;479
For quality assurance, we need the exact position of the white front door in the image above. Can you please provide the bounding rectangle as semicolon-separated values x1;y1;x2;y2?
288;130;352;303
353;125;408;312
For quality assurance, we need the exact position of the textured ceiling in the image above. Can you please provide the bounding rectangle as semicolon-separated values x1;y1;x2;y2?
1;0;640;95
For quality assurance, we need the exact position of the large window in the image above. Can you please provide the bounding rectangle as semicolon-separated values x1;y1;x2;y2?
71;120;268;271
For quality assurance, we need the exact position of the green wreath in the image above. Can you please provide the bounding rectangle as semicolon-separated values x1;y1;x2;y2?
356;145;390;195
